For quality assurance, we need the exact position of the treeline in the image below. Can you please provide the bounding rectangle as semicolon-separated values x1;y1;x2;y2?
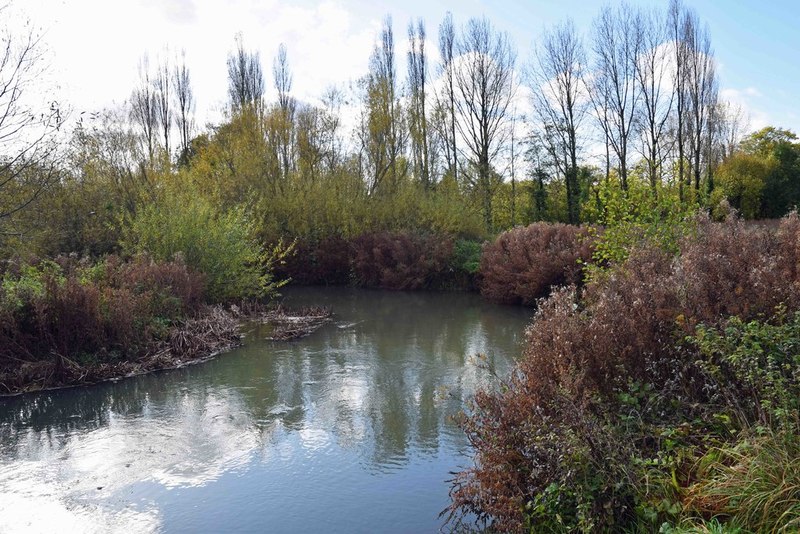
2;0;799;267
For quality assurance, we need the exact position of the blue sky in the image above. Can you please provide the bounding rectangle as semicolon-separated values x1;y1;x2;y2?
376;0;800;133
20;0;800;134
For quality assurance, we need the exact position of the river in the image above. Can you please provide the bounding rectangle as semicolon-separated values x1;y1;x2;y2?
0;287;532;533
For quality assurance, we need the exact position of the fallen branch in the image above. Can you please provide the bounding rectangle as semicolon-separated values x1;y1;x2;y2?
259;305;332;341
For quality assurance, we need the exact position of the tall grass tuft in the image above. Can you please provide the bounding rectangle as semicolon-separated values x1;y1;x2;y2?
687;433;800;533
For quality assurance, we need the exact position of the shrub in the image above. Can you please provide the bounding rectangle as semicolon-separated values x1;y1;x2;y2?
583;178;695;281
449;213;800;532
690;311;800;431
452;239;482;275
276;235;352;286
478;223;595;305
351;231;454;290
124;188;286;302
0;255;205;372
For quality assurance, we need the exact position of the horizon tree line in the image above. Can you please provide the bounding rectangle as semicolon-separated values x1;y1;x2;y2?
103;0;746;230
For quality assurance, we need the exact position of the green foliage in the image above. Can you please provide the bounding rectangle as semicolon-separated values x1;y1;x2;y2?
188;118;486;245
691;311;800;430
583;177;694;280
124;185;287;302
452;239;482;275
738;127;800;219
712;153;772;219
1;260;64;310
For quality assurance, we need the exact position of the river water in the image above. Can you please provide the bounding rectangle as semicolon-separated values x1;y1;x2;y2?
0;287;532;533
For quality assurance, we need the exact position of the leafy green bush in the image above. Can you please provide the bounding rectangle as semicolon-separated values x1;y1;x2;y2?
583;178;695;281
124;188;287;302
1;260;64;310
691;311;800;430
452;239;482;275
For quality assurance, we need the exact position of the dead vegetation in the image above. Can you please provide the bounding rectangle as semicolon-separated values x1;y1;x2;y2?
259;305;332;341
0;304;243;395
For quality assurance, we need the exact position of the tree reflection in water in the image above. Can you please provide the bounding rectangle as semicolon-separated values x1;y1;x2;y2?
0;287;531;533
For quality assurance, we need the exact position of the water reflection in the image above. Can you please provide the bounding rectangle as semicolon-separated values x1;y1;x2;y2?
0;288;531;533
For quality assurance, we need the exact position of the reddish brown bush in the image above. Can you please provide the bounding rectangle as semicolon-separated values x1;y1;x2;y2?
351;231;455;290
449;214;800;531
479;223;596;305
0;255;206;372
276;235;352;285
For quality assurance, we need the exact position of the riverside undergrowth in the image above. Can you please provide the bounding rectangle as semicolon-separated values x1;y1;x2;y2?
448;213;800;533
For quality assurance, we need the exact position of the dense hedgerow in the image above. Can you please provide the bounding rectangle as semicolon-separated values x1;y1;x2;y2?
275;235;352;286
449;213;800;532
478;223;596;305
276;232;483;291
0;255;205;381
351;231;455;290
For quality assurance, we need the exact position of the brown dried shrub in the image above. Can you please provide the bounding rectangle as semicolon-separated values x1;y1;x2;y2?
479;223;596;305
276;235;352;285
0;255;206;370
449;214;800;531
351;231;454;290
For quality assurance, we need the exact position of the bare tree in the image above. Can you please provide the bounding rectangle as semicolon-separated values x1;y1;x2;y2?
715;100;748;161
71;106;150;215
130;55;158;163
273;43;293;112
434;12;458;184
153;54;171;162
173;49;194;165
530;19;587;224
0;10;63;225
227;33;264;113
684;13;718;192
525;130;555;221
321;85;343;173
509;110;519;226
590;3;642;191
635;7;674;193
453;16;516;231
407;18;430;189
357;16;406;194
669;0;690;198
273;43;295;180
295;104;327;184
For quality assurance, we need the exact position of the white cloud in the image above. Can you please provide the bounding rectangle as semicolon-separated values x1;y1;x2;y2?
18;0;382;126
720;86;768;132
142;0;199;24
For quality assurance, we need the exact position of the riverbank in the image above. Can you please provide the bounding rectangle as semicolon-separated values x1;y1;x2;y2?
0;305;241;396
0;303;333;396
0;254;334;396
1;222;593;396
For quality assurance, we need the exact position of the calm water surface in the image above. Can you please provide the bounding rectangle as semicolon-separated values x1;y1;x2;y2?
0;287;532;533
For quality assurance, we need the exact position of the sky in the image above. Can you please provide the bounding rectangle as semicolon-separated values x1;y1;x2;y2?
14;0;800;135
